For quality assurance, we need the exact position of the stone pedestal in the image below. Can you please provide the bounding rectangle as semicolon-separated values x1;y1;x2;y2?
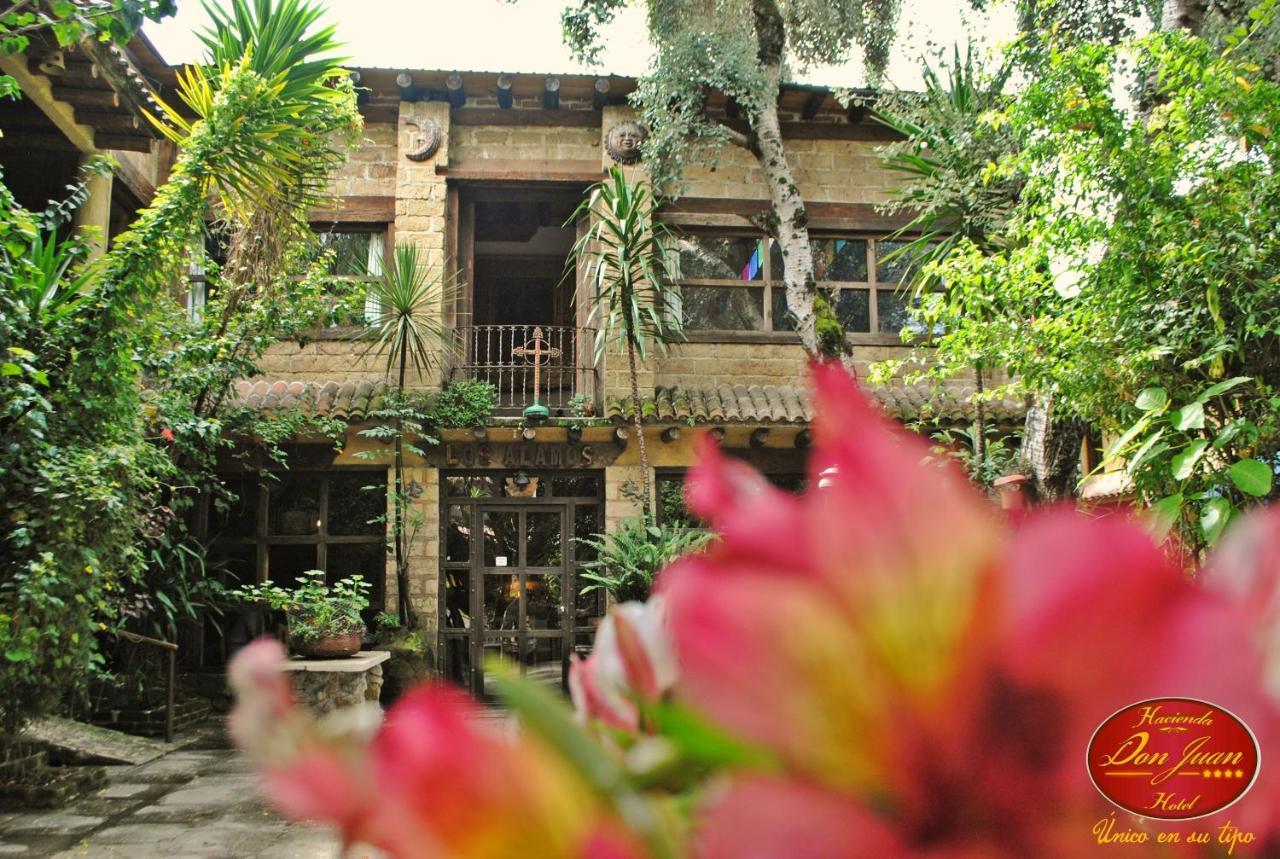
279;651;390;716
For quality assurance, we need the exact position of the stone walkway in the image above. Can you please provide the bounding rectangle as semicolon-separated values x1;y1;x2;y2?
0;725;358;858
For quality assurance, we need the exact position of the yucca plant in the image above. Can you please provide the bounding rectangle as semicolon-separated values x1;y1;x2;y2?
569;166;683;516
363;244;457;627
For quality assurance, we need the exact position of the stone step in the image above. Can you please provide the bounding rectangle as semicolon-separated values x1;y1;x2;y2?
0;764;108;809
22;717;170;766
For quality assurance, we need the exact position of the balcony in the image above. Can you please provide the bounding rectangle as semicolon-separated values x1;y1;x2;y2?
449;324;598;414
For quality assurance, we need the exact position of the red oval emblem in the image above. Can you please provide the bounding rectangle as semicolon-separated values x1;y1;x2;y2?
1087;698;1260;820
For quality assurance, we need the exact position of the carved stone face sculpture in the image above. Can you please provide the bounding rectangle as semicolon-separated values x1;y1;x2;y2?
405;117;441;162
605;121;646;165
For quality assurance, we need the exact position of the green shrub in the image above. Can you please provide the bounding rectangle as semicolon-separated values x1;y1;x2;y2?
431;379;496;428
231;571;370;644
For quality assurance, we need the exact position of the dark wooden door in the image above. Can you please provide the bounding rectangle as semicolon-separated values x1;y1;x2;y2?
465;503;569;698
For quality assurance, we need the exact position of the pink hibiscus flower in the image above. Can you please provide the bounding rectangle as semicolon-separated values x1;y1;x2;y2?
659;361;1280;858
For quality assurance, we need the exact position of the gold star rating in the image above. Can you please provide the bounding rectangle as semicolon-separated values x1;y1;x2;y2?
1203;769;1212;778
1215;769;1224;778
1236;769;1246;779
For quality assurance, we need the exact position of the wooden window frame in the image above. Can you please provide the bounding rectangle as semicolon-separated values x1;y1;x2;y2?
668;225;926;346
211;468;388;612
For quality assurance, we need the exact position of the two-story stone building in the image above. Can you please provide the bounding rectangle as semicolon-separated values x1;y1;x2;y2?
214;68;1021;697
2;43;1017;696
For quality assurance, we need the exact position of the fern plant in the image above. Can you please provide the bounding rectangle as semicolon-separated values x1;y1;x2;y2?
576;517;711;603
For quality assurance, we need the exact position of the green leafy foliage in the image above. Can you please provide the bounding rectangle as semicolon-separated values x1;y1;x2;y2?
0;0;358;739
431;379;497;428
0;1;175;97
1104;378;1276;546
577;516;712;603
877;7;1280;550
231;570;370;643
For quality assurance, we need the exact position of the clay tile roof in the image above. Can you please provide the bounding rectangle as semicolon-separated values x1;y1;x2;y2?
607;382;1025;425
232;379;390;421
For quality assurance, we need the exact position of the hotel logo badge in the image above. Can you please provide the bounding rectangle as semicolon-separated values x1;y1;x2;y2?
1087;698;1260;820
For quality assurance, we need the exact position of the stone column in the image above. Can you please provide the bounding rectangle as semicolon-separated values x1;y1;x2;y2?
391;100;450;653
73;153;113;259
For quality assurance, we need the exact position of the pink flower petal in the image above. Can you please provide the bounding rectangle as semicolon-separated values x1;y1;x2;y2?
693;776;905;859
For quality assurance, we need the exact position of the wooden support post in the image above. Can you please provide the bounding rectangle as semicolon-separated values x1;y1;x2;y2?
396;72;416;102
166;648;175;744
660;426;681;444
543;77;560;110
446;72;466;108
496;74;514;109
593;77;611;110
750;428;770;448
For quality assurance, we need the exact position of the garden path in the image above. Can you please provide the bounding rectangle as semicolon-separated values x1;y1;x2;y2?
0;721;366;859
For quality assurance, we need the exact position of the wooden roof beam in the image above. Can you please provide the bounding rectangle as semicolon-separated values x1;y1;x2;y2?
446;72;466;108
542;76;560;110
496;73;514;109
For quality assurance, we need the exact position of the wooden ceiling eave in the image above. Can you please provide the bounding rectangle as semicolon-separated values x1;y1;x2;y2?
26;38;163;153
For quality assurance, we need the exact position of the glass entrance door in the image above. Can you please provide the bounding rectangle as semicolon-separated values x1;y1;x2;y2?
477;505;566;697
440;471;605;699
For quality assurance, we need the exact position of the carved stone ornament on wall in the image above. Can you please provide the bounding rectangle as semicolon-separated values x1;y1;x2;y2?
605;121;646;165
404;117;442;162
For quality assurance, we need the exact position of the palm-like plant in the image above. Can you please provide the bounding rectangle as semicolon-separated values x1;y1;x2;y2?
569;167;683;517
876;45;1017;479
363;243;456;627
149;0;357;221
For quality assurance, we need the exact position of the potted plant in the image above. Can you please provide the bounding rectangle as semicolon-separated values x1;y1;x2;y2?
231;571;371;659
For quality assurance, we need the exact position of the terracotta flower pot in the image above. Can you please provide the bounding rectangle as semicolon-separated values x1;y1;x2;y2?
290;630;363;659
993;473;1029;510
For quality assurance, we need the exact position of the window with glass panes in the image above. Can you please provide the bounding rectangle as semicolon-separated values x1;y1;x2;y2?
671;232;927;337
656;469;807;528
313;227;387;323
207;470;387;619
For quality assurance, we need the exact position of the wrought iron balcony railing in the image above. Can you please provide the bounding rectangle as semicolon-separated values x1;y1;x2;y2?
450;324;597;413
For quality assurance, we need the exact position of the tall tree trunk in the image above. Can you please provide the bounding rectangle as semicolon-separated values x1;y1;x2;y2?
1160;0;1208;31
750;0;823;358
1022;396;1086;502
393;355;415;627
972;361;986;481
628;341;652;518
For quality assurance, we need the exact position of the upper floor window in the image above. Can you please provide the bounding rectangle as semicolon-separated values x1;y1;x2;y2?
314;226;386;324
670;232;929;338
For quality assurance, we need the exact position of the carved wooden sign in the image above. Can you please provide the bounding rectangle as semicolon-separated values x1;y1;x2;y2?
431;442;621;469
404;117;441;161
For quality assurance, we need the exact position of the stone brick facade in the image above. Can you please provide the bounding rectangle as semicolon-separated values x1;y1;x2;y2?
219;68;1007;683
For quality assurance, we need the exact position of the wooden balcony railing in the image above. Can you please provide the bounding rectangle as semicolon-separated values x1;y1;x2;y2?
450;324;597;413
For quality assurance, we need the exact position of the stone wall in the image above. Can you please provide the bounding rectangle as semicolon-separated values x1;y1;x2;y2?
328;122;398;198
450;123;599;164
680;138;895;204
650;342;912;390
255;338;387;384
